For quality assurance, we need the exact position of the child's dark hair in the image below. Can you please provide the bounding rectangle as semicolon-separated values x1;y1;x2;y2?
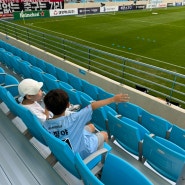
44;89;69;115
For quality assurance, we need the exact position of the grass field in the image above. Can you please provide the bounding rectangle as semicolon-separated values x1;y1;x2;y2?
12;6;185;75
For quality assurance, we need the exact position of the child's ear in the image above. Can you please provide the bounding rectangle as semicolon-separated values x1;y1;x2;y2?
26;95;32;100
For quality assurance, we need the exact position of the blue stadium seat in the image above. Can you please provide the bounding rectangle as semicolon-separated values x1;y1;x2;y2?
107;111;150;157
97;87;117;111
117;102;143;123
42;73;59;92
10;56;23;75
1;51;14;68
142;134;185;182
35;58;46;71
0;67;5;73
55;67;69;83
40;126;111;179
27;54;37;66
44;62;56;76
19;61;32;79
68;73;83;91
91;105;117;137
0;74;19;98
75;151;153;185
82;80;99;100
168;124;185;150
80;93;94;108
141;110;172;138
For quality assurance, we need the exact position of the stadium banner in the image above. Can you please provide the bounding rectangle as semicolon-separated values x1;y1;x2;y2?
78;7;100;15
175;2;182;6
118;5;146;11
0;0;64;18
100;6;118;12
13;10;50;20
50;8;77;16
157;3;167;8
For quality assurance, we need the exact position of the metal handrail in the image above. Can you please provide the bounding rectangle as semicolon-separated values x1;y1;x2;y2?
0;19;184;108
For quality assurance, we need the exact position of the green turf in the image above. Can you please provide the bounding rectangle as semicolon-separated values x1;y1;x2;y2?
12;6;185;75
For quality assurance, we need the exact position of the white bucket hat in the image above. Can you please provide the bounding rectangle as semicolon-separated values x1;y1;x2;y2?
18;79;43;97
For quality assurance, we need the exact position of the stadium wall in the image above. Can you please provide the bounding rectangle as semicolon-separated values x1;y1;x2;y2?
0;33;185;128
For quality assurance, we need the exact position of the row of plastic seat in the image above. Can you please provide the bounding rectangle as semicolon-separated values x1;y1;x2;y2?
0;78;155;185
1;40;185;183
1;67;185;183
0;40;174;136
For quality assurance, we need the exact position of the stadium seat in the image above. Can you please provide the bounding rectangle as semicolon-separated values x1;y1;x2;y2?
0;74;19;98
0;67;5;73
1;51;14;69
44;62;56;76
80;93;94;108
64;88;91;106
55;67;69;83
29;66;46;90
10;56;23;75
35;58;46;71
140;110;172;138
107;111;150;157
97;87;117;111
117;102;143;123
75;151;153;185
18;60;32;78
142;134;185;182
91;105;117;137
42;73;59;92
40;125;112;179
68;73;83;91
19;107;47;145
168;124;185;150
27;54;37;66
82;80;99;100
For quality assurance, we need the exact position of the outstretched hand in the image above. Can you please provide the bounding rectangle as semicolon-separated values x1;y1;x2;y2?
113;94;130;103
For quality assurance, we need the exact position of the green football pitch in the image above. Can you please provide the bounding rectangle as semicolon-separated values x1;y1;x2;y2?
12;6;185;75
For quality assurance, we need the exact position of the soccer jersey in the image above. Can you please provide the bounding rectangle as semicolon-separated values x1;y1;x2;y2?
43;104;98;159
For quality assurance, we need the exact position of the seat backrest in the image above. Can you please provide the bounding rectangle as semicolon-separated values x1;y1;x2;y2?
168;124;185;150
4;74;19;98
80;93;94;108
82;80;99;100
141;109;172;138
107;112;149;156
40;126;81;178
35;58;46;71
97;87;117;111
19;108;47;146
19;61;32;79
55;67;69;83
0;67;5;73
0;88;21;117
117;102;143;123
75;152;153;185
75;152;104;185
143;134;185;182
42;73;59;92
68;73;83;91
11;56;22;75
45;62;56;76
101;153;153;185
